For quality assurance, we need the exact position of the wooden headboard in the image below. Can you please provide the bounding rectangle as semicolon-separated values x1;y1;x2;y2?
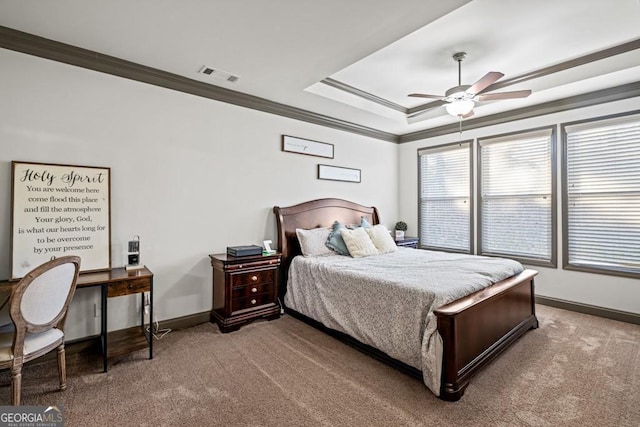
272;198;380;299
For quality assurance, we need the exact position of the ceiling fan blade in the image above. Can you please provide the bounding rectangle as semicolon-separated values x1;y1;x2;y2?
460;110;475;119
466;71;504;95
475;89;532;101
407;93;445;100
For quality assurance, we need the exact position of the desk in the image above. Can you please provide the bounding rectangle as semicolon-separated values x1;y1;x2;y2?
0;266;153;372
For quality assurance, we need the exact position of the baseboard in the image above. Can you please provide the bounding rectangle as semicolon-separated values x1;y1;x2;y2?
153;311;211;331
536;296;640;325
27;312;212;365
16;303;639;369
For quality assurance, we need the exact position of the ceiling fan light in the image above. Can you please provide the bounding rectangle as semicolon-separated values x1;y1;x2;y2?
446;99;474;117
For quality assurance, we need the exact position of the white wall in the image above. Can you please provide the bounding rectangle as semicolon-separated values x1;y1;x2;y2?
0;48;399;339
399;96;640;315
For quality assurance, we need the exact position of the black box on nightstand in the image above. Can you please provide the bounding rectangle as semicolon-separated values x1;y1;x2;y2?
226;245;263;257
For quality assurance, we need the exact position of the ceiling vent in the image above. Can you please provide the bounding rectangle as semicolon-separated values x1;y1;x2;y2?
199;66;239;83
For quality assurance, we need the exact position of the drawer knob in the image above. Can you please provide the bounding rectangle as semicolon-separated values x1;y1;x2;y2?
251;287;258;293
251;275;258;282
251;299;257;305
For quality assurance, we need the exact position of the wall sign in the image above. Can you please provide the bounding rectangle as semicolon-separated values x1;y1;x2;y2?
11;161;111;280
317;164;361;183
282;135;334;159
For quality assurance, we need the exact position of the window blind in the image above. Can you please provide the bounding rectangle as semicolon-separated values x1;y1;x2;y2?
479;128;555;263
418;142;471;252
564;113;640;275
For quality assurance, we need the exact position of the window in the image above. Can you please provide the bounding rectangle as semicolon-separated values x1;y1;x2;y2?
418;142;472;253
478;128;556;265
563;112;640;277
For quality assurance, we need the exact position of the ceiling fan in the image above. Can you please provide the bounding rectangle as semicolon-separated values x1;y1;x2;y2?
407;52;531;122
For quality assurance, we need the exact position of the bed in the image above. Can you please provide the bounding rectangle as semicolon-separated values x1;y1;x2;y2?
273;198;538;401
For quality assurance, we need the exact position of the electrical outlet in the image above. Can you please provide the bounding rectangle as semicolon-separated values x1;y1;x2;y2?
143;292;150;315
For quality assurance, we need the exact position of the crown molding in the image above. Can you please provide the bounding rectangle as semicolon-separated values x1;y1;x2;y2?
365;38;640;117
489;38;640;92
1;26;638;145
399;81;640;143
321;78;407;113
0;26;399;143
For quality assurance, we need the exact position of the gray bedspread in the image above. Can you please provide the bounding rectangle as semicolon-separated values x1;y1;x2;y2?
283;248;524;395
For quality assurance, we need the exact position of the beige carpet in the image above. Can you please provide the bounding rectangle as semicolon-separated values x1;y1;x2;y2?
0;304;639;426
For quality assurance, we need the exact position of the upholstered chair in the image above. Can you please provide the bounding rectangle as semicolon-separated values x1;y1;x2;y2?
0;256;81;405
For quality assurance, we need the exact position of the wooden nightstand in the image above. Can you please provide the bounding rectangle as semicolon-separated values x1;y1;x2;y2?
395;237;419;249
209;253;281;333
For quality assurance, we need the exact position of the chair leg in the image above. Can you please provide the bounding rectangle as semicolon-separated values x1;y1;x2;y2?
57;343;67;391
11;364;22;406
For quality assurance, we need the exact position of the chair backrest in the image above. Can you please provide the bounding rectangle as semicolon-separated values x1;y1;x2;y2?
10;256;81;334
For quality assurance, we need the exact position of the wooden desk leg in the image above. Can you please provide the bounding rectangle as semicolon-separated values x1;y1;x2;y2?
149;278;153;360
101;284;108;373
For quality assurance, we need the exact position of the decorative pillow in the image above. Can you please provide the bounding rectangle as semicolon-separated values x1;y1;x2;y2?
360;216;372;228
366;225;398;254
340;227;378;258
326;221;350;255
296;227;334;257
346;216;372;230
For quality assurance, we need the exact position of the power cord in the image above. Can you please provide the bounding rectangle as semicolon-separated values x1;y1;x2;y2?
145;312;171;339
143;293;171;339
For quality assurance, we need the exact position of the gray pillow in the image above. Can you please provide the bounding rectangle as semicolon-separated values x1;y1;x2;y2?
346;216;373;230
326;221;350;255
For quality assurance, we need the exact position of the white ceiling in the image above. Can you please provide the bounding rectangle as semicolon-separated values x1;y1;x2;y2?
1;0;639;136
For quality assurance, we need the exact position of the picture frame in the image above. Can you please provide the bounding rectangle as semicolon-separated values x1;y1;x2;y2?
282;135;334;159
317;164;361;183
10;161;111;280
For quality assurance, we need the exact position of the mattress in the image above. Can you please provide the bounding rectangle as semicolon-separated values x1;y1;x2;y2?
284;248;524;395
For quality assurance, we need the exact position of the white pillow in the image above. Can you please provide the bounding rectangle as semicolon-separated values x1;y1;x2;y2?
366;225;398;254
340;227;378;258
296;227;334;257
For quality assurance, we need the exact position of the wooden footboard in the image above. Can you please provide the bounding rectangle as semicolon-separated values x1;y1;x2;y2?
435;269;539;401
274;199;539;402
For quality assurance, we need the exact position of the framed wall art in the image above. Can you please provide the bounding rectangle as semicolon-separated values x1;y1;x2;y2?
282;135;334;159
317;164;361;183
11;161;111;280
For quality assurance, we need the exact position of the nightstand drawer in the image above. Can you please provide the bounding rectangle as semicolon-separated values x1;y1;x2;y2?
230;270;275;288
232;281;273;299
107;278;151;297
225;258;280;271
232;292;274;312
